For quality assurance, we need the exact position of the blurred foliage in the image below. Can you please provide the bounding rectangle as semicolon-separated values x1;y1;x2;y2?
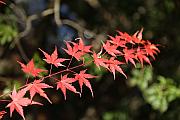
0;10;18;45
103;111;130;120
33;53;46;70
145;76;180;112
129;65;153;90
33;53;48;76
129;65;180;113
0;24;17;45
2;79;23;99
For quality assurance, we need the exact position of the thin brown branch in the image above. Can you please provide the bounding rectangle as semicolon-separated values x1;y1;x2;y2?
12;9;54;62
18;8;54;39
62;19;85;38
9;1;95;62
54;0;61;26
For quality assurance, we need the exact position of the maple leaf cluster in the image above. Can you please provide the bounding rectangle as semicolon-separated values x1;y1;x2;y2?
93;28;159;79
0;29;160;120
63;38;92;60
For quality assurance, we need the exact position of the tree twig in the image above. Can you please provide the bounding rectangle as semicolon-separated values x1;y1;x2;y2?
10;0;95;62
54;0;61;26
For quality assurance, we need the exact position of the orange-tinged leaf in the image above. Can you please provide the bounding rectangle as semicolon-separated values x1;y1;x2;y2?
17;59;47;77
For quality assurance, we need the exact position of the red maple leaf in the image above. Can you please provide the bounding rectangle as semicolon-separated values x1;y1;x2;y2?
132;28;145;44
136;48;151;67
6;87;42;120
92;52;109;69
75;70;96;97
17;59;47;77
23;79;53;103
63;41;82;60
108;35;126;47
72;51;85;60
63;39;92;60
39;46;68;67
103;41;122;57
118;31;134;44
123;48;137;67
57;74;79;100
144;41;160;59
106;57;127;79
77;38;92;53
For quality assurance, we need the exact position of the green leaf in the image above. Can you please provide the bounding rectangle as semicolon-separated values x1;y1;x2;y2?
129;66;180;113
